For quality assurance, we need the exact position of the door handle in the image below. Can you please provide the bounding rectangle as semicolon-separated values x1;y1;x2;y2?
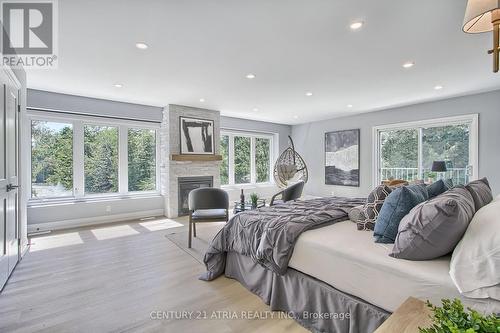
6;184;19;192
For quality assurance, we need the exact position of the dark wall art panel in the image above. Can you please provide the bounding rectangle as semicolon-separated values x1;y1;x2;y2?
325;129;360;186
180;117;214;154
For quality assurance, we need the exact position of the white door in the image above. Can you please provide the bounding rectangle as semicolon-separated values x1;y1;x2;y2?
0;69;20;290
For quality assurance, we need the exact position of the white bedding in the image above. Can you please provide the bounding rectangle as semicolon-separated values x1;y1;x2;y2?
288;220;500;314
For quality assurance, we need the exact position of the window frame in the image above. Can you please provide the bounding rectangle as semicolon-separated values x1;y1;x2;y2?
220;129;275;187
26;109;161;204
372;114;479;187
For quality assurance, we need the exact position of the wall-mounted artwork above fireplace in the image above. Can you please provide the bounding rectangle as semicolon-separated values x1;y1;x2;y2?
179;116;214;154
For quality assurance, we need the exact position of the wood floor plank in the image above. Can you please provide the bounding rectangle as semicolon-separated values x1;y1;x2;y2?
0;218;308;333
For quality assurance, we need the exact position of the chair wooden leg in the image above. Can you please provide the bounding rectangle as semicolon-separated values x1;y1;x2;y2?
193;222;197;238
188;214;192;248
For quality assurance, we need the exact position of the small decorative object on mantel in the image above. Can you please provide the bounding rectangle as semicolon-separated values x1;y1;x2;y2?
325;129;360;187
273;136;308;189
463;0;500;72
250;193;259;209
179;116;214;154
240;189;245;207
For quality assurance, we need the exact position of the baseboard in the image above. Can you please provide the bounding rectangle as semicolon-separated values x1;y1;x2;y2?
27;209;166;234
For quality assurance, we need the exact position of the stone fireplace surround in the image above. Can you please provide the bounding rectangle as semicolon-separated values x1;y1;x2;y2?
161;104;221;218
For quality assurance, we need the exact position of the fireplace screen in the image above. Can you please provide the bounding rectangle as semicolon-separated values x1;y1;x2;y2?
178;176;214;216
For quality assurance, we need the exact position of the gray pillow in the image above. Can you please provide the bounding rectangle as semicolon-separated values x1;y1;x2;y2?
465;177;493;211
390;186;476;260
358;185;392;231
348;205;365;224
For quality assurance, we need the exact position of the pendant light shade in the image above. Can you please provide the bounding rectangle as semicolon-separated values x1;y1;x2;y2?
463;0;500;33
463;0;500;72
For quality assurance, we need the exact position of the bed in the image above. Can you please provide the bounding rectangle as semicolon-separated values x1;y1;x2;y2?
201;197;500;333
289;221;500;314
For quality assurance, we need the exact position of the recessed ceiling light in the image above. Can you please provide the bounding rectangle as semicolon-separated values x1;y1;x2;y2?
350;21;364;30
293;115;299;119
347;104;353;108
402;61;415;69
113;83;123;88
434;85;443;90
253;108;259;112
305;92;313;97
246;73;256;79
135;42;148;49
199;98;205;102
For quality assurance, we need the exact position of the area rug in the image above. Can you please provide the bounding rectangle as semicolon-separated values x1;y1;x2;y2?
165;221;226;264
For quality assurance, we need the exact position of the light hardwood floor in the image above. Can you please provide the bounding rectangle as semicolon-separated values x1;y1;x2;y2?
0;218;307;333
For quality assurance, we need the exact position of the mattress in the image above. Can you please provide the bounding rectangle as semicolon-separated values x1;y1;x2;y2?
288;220;500;314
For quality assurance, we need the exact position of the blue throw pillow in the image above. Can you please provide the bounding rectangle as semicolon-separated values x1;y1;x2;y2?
427;179;447;198
374;184;429;243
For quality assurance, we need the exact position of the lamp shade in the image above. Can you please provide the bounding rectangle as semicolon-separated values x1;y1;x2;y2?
463;0;500;33
431;161;448;172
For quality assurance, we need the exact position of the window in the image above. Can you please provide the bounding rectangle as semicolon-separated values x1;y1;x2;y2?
128;128;156;192
31;121;73;198
28;111;159;200
220;130;274;186
84;125;119;194
374;115;478;186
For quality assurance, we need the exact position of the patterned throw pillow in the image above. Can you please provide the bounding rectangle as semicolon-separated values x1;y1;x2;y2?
357;185;392;231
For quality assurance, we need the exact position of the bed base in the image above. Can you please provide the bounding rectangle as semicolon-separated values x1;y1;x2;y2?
225;251;390;333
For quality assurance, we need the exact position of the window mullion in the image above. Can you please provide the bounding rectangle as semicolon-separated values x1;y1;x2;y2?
73;121;84;198
228;135;235;185
119;126;128;194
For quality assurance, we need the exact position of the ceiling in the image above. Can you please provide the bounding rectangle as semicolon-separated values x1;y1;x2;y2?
27;0;500;125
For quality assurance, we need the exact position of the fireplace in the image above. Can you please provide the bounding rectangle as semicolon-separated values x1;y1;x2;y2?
178;176;213;216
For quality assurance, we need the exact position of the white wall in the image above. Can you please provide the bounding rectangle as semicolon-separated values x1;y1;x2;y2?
291;90;500;198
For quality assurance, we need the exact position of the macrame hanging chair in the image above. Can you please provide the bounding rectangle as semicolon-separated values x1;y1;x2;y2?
273;136;308;188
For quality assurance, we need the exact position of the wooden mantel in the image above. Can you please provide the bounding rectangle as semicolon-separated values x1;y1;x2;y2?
171;154;222;162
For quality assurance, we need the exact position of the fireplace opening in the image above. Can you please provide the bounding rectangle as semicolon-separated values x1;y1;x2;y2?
178;176;214;216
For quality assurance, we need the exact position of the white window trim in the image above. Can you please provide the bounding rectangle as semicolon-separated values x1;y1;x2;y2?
26;109;161;205
220;129;276;188
372;114;479;187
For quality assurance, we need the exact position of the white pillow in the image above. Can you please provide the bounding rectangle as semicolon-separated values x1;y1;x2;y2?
449;196;500;300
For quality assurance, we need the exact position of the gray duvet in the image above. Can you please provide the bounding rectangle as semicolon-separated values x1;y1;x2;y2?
200;197;366;281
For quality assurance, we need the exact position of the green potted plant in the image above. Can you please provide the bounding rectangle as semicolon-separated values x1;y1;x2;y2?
420;298;500;333
250;193;259;209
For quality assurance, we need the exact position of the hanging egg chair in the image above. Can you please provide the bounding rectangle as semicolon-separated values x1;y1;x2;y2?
273;136;308;188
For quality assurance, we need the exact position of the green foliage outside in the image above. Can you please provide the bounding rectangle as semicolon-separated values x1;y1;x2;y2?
220;135;229;185
234;136;251;184
420;299;500;333
381;125;470;184
219;136;271;185
84;125;119;194
32;122;157;197
381;129;418;169
128;128;156;191
31;121;73;197
255;138;270;183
